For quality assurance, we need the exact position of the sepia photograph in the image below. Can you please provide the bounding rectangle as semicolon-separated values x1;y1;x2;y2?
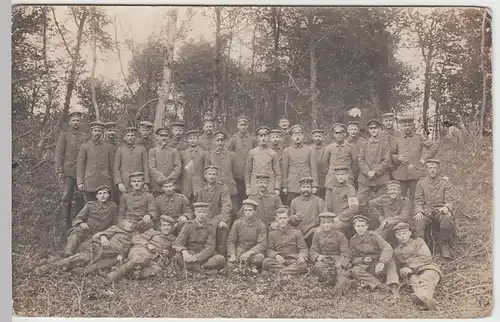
11;5;492;318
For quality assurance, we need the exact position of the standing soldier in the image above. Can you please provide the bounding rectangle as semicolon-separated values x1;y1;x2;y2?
119;172;156;233
311;129;328;200
149;126;182;198
198;116;215;152
77;121;113;203
179;129;206;203
347;121;366;188
54;107;89;228
197;165;232;257
380;112;401;145
205;130;239;219
277;115;292;148
105;122;121;204
413;159;455;259
113;127;150;196
155;179;193;235
269;129;286;203
357;119;391;216
323;123;358;189
227;115;258;207
282;124;318;205
137;121;155;152
168;121;189;151
245;126;282;196
391;115;438;200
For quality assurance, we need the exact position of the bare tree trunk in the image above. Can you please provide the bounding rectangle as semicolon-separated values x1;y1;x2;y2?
114;15;136;101
479;8;487;137
90;8;100;121
271;7;280;121
213;7;221;120
154;9;178;130
308;13;319;129
422;55;433;135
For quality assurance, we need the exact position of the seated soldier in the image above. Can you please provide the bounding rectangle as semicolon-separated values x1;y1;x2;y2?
172;202;226;275
393;222;442;311
61;185;118;258
119;172;156;233
324;165;359;237
310;212;352;297
262;207;308;275
349;215;399;295
369;180;412;246
413;159;455;259
227;199;267;273
35;214;137;275
155;179;193;235
107;215;177;283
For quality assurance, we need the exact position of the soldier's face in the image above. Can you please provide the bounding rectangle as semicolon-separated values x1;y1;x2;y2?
257;133;269;145
130;177;144;190
158;131;170;144
161;182;175;195
172;127;184;138
292;132;304;144
395;230;412;244
195;209;208;223
313;133;324;144
237;122;249;133
387;186;401;199
333;131;345;143
91;127;103;140
96;189;110;202
269;134;281;145
320;218;334;232
426;163;440;178
243;206;256;219
368;125;380;137
140;127;152;138
124;132;136;144
106;129;117;139
203;122;214;135
347;125;359;138
187;135;198;146
257;179;269;191
353;220;368;235
382;118;394;129
214;137;225;150
401;121;414;134
335;170;348;184
300;183;312;196
69;116;81;129
160;221;174;235
278;119;289;129
120;219;136;232
277;212;289;228
205;170;217;183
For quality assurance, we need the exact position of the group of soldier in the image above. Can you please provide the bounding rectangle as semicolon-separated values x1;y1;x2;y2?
33;107;456;311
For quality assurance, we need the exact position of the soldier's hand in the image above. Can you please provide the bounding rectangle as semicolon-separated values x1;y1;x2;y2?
397;155;408;164
246;188;251;196
400;267;412;277
79;223;89;230
282;188;288;195
316;255;326;262
144;183;149;191
312;187;318;194
439;206;449;214
274;188;281;194
78;184;84;191
414;212;424;221
297;256;306;264
101;238;110;248
147;243;156;252
367;170;376;179
117;255;122;262
294;212;303;221
276;254;285;264
379;220;387;229
375;262;385;275
143;215;152;223
228;254;237;263
218;221;227;229
182;250;191;262
240;252;251;262
178;216;188;223
269;222;278;230
363;256;372;264
118;183;127;193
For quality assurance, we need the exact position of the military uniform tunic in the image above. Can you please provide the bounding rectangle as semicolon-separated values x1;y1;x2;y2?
245;146;282;195
55;129;89;178
237;191;283;225
227;132;258;180
311;143;328;192
205;149;238;196
137;137;155;152
70;200;118;239
198;133;215;152
263;225;308;274
324;183;358;234
155;193;193;221
323;141;358;188
369;195;411;229
289;195;325;239
119;190;156;232
179;146;206;199
168;137;189;151
149;145;182;194
113;144;150;190
227;216;267;267
77;140;113;192
282;144;319;193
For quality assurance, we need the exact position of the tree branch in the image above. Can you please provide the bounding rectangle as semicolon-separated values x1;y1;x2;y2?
51;8;74;59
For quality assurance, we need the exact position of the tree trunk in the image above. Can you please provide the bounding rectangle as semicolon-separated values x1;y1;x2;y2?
90;8;100;121
154;9;178;130
479;8;487;137
422;56;433;135
271;7;280;121
212;7;221;120
308;13;319;129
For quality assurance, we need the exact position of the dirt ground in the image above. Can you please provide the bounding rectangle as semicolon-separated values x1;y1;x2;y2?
12;139;492;318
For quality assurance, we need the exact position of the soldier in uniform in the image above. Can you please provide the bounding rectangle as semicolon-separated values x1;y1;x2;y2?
323;165;359;237
347;121;366;189
77;121;113;203
245;126;282;196
173;202;227;275
277;115;291;148
369;180;412;245
179;129;206;203
61;185;117;258
262;207;308;275
393;222;442;310
413;159;455;259
105;122;121;204
282;124;318;205
357;119;391;216
269;129;286;203
197;165;232;257
114;127;150;196
155;179;193;235
323;123;358;189
198;116;215;151
54;108;89;228
311;129;328;200
168;121;189;151
227;115;258;207
380;112;401;144
205;130;239;219
119;172;156;233
227;199;267;273
107;214;177;283
349;215;399;295
310;212;352;297
35;214;137;275
137;120;155;152
391;114;438;200
149;126;182;198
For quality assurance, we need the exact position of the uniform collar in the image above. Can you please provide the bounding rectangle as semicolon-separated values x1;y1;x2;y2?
188;146;199;151
132;189;144;196
369;136;381;143
126;143;136;148
314;143;324;149
404;132;414;138
278;225;291;235
271;144;281;150
357;233;370;243
163;193;176;200
244;216;257;226
257;191;269;198
301;194;312;201
347;137;358;143
238;132;249;138
335;140;346;147
92;139;102;145
214;149;226;155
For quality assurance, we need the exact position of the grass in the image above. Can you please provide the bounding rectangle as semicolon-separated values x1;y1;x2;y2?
12;138;492;318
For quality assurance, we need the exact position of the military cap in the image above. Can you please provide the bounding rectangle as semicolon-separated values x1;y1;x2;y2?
366;119;383;127
90;121;105;129
129;171;144;179
171;121;185;128
123;213;138;221
386;180;401;188
424;159;441;165
319;212;337;219
255;126;271;135
352;214;370;224
213;130;228;139
298;176;314;184
155;126;171;135
276;206;290;214
269;129;282;135
333;165;349;171
311;129;325;134
255;174;271;180
139;121;154;128
184;129;199;137
160;215;176;224
204;165;219;173
289;124;304;134
161;177;176;185
398;115;415;122
95;185;111;193
381;112;396;119
347;121;360;128
193;202;210;210
393;222;411;233
242;199;258;208
68;107;84;117
331;123;347;132
277;115;289;121
124;127;138;134
237;115;250;123
202;115;214;123
104;122;117;129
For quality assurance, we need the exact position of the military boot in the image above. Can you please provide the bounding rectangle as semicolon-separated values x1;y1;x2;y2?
107;260;136;283
62;202;73;229
61;235;79;258
438;229;453;259
35;264;51;275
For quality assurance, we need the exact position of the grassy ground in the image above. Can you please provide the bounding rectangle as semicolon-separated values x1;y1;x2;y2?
12;138;492;318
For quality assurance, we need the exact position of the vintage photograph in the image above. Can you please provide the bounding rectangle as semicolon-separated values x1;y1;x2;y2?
11;5;492;318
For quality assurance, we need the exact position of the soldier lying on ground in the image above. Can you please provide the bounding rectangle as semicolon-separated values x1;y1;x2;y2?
107;215;177;283
309;212;352;297
35;214;137;275
119;172;156;233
